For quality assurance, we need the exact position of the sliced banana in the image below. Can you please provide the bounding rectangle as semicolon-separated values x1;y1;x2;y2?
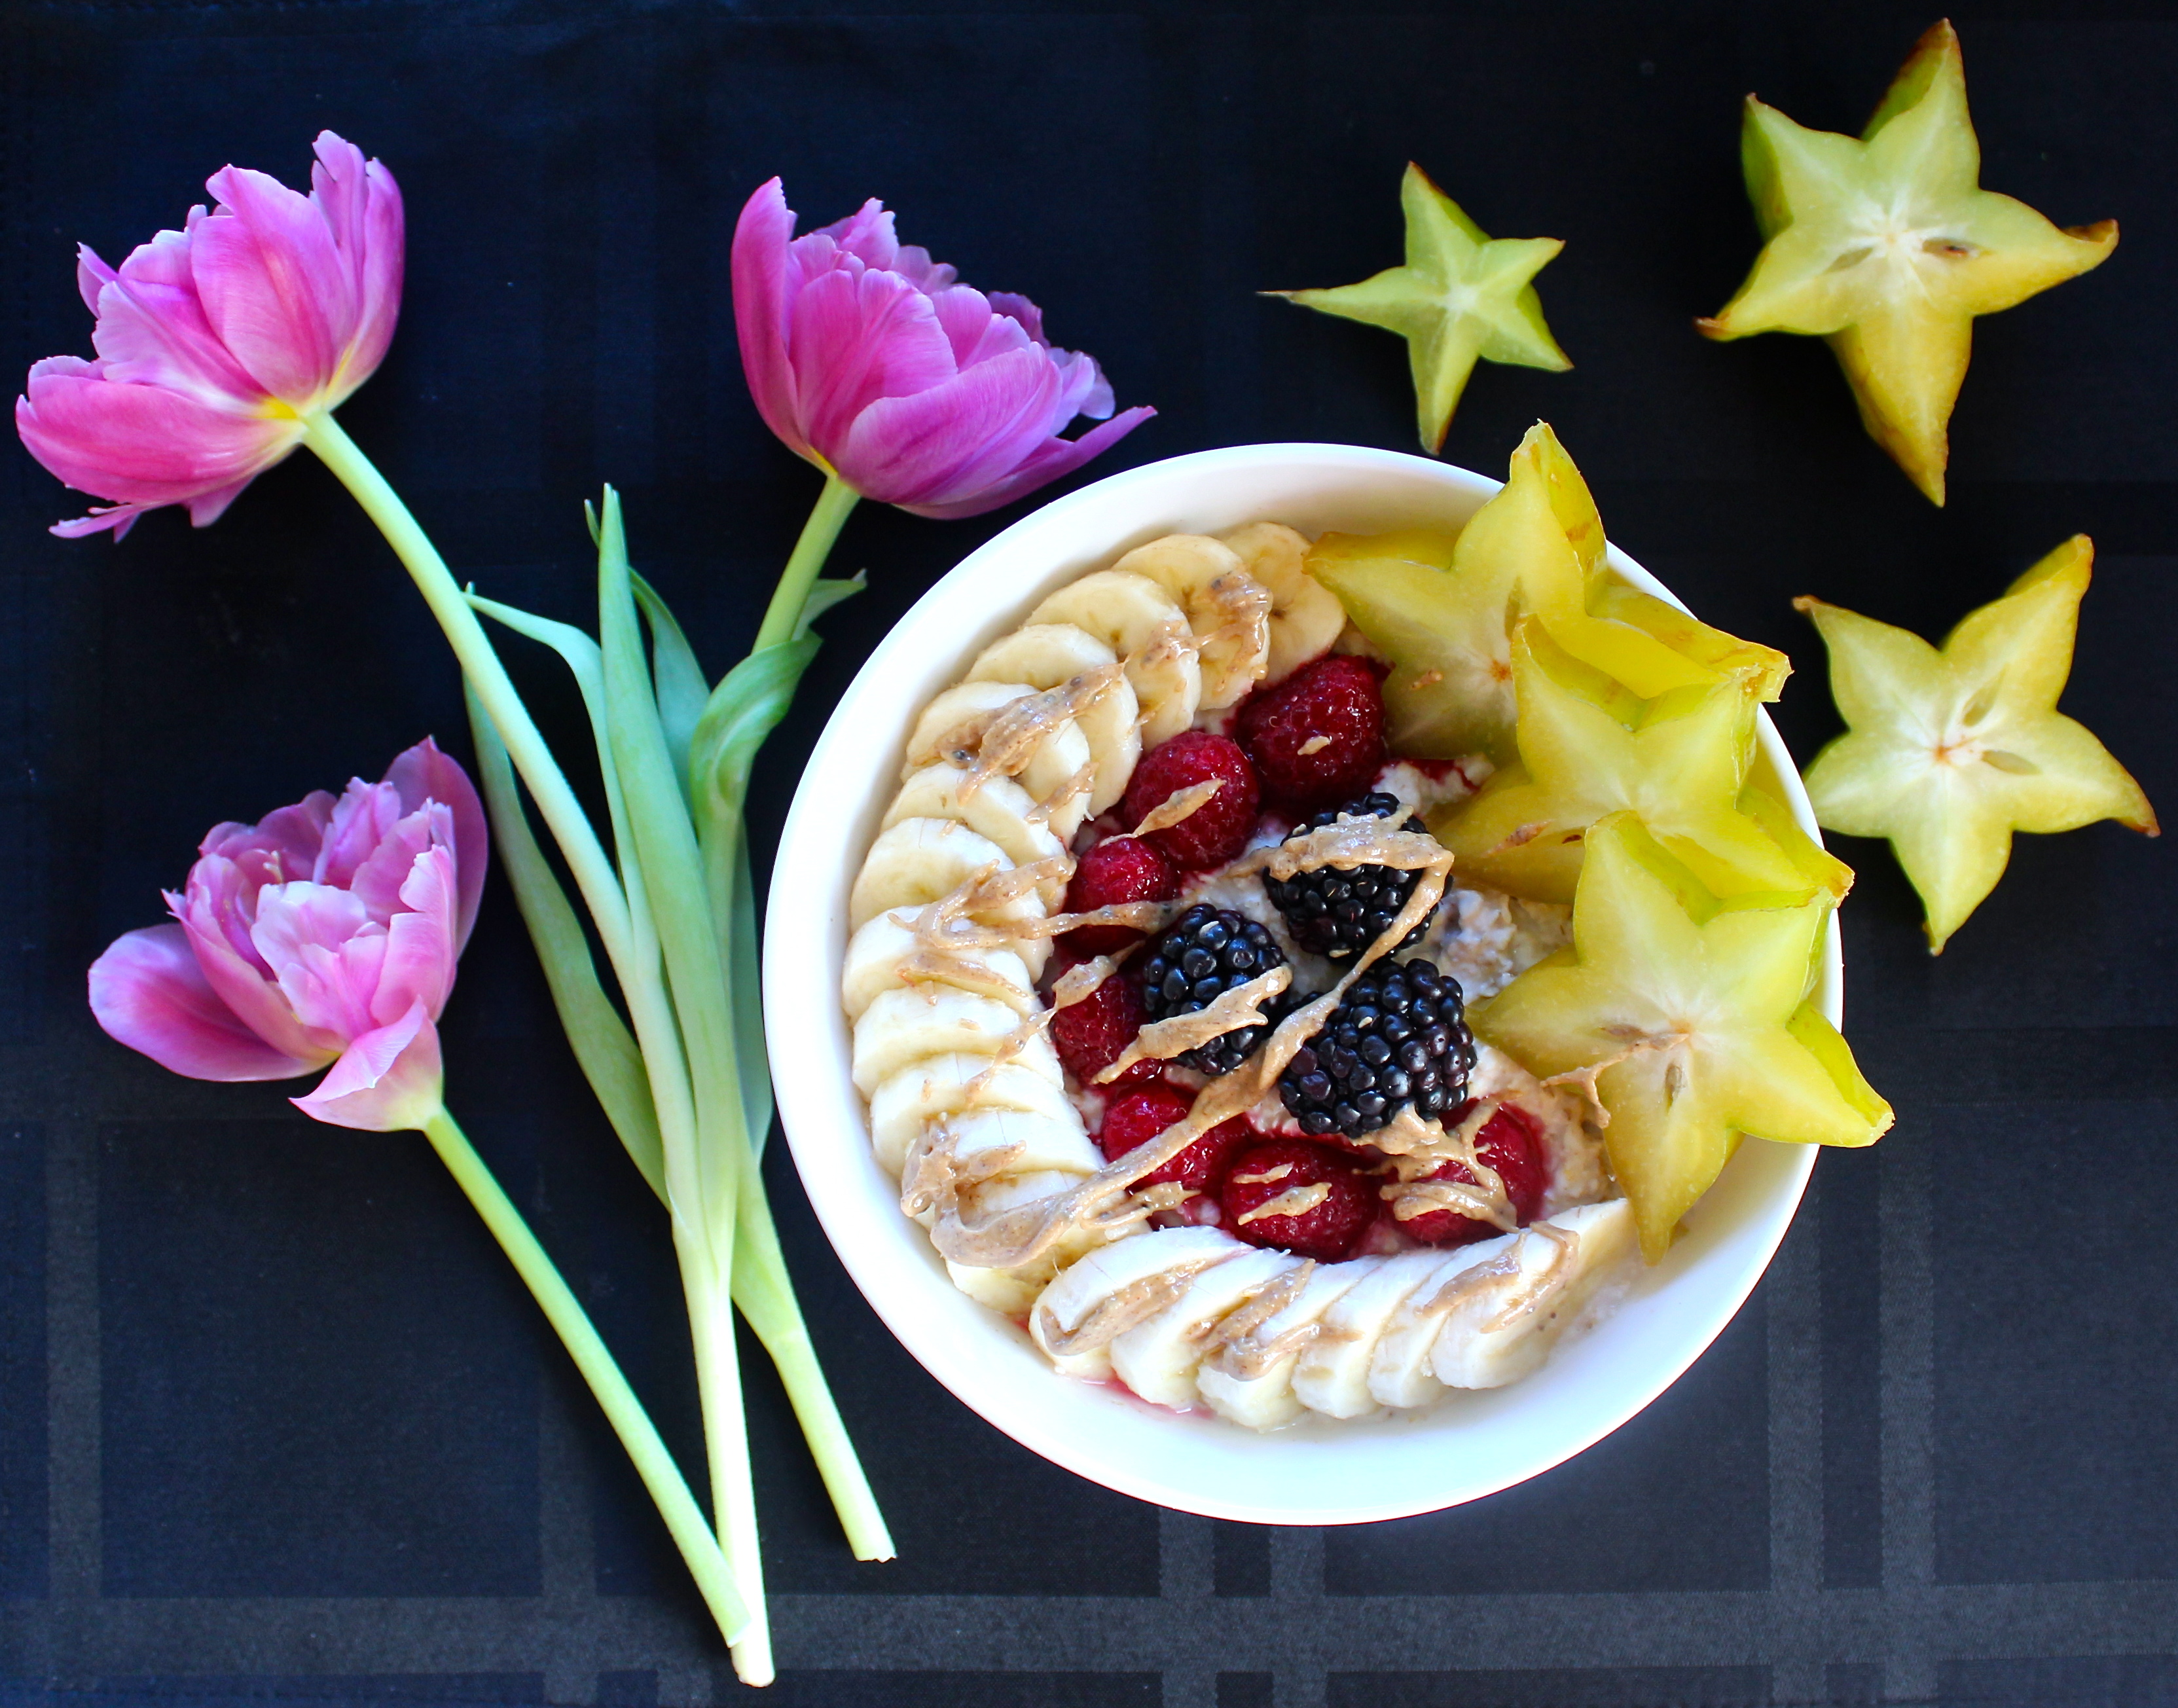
1369;1239;1521;1409
867;1053;1076;1176
1110;534;1271;710
842;911;1039;1021
1031;1226;1243;1382
852;987;1039;1095
1431;1199;1636;1390
848;818;1044;935
966;625;1142;815
1291;1250;1447;1419
1197;1258;1375;1431
1220;521;1346;683
1110;1245;1303;1410
1029;571;1204;746
885;763;1066;909
947;1106;1104;1178
905;680;1096;838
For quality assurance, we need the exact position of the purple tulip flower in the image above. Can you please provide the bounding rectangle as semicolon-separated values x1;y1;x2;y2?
731;177;1152;518
16;130;402;539
89;739;485;1132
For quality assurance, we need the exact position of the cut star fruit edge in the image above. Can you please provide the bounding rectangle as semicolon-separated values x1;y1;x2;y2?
1472;813;1892;1263
1697;20;2117;505
1426;619;1845;910
1305;424;1788;765
1796;533;2158;954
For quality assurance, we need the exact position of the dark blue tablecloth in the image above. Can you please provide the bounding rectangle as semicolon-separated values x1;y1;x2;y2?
3;3;2173;1705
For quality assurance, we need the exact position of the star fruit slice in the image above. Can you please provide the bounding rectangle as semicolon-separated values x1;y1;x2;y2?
1304;426;1787;760
1270;163;1570;453
1797;534;2158;953
1699;21;2117;505
1429;622;1844;909
1472;812;1892;1262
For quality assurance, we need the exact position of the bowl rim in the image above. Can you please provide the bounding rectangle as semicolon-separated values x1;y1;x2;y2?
765;440;1828;1525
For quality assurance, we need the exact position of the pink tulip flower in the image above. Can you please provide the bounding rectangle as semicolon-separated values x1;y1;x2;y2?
16;130;402;540
731;178;1152;518
89;739;485;1133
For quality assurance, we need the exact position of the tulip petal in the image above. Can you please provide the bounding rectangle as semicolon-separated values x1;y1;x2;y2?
836;344;1070;508
371;846;460;1026
308;133;403;397
815;198;901;272
384;736;488;945
84;234;266;407
316;778;408;895
731;178;811;458
293;1000;443;1132
88;924;316;1081
789;266;960;458
901;405;1157;520
249;880;383;1042
194;164;354;406
16;359;300;509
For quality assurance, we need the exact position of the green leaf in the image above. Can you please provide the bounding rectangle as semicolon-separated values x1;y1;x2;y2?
595;488;747;1237
465;684;666;1202
733;833;773;1157
632;571;710;809
794;572;866;642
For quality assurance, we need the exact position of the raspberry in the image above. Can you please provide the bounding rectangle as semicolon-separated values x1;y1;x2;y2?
1219;1138;1379;1263
1049;966;1157;1087
1236;654;1387;812
1097;1083;1254;1193
1061;835;1178;956
1403;1104;1550;1246
1121;731;1260;869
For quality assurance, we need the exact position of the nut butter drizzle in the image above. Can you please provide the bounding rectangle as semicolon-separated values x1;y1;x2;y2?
1131;778;1222;837
1094;964;1292;1083
1198;1262;1318;1378
928;822;1455;1269
960;666;1126;799
1035;1259;1223;1358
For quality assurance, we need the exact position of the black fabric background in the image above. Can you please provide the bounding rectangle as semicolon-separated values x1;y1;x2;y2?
2;3;2174;1705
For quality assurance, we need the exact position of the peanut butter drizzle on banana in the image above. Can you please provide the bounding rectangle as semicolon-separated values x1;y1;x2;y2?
957;665;1126;800
1093;964;1292;1084
928;826;1454;1271
1034;1260;1222;1358
1197;1262;1317;1377
1200;572;1273;656
1131;778;1222;838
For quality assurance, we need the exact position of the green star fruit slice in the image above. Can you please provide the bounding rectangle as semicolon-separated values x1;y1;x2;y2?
1472;813;1891;1262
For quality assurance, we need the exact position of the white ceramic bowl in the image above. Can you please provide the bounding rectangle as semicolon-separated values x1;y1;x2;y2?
765;443;1834;1525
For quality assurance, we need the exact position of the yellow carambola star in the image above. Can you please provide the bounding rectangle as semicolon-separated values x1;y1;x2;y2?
1472;813;1892;1262
1797;535;2158;953
1272;164;1570;453
1431;623;1849;908
1699;21;2116;504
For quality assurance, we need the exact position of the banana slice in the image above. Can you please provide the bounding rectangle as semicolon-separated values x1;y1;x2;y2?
1032;1226;1243;1382
848;818;1042;934
1110;1245;1303;1409
947;1176;1114;1315
1110;534;1271;710
867;1053;1078;1175
1368;1239;1521;1409
1292;1250;1447;1419
842;912;1039;1021
852;987;1038;1095
1197;1259;1375;1432
1220;522;1345;683
966;625;1143;815
885;763;1066;899
947;1106;1104;1178
1431;1199;1637;1390
1029;571;1204;746
906;681;1095;838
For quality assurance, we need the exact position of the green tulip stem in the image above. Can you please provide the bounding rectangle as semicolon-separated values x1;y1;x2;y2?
418;1106;747;1646
752;471;860;653
304;415;635;973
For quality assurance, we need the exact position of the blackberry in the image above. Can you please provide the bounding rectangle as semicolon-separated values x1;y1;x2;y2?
1138;903;1291;1077
1278;956;1476;1139
1263;791;1436;961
